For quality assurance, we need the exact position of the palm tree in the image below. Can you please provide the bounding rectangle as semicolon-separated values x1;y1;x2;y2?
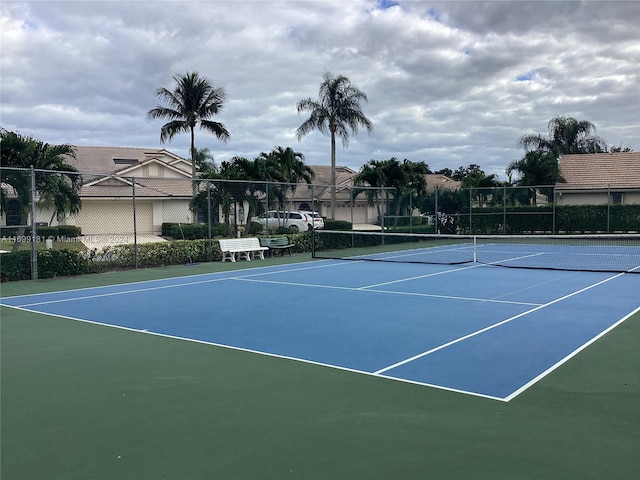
267;146;314;213
296;72;373;219
193;147;218;176
354;157;429;227
518;116;607;157
147;72;230;199
1;129;81;252
507;151;563;204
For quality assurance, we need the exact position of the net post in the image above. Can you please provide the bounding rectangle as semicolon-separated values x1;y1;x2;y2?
30;166;38;280
473;236;477;263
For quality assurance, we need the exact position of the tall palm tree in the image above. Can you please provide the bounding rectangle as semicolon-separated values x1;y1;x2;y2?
147;72;230;198
1;129;81;252
518;116;607;157
296;72;373;219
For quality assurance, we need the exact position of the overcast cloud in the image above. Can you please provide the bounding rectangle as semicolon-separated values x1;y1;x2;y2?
1;0;639;179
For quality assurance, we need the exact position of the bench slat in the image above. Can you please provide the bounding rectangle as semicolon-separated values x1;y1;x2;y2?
260;237;294;256
218;237;269;262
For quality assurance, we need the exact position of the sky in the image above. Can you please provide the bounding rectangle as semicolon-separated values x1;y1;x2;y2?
1;0;639;181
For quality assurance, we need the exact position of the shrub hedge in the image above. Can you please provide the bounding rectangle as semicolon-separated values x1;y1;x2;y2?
323;220;352;230
0;249;90;281
0;225;82;238
2;204;638;281
462;204;640;234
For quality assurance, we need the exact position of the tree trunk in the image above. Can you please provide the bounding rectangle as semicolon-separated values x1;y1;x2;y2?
330;131;336;220
11;212;29;253
190;127;198;222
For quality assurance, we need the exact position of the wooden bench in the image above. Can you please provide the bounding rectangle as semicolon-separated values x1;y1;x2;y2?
260;237;295;256
218;237;269;262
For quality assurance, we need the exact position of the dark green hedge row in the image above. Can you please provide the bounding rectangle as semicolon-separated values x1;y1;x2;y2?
460;204;640;234
0;250;90;281
312;231;420;252
324;220;352;231
0;233;318;281
0;225;82;237
0;240;222;281
162;223;230;239
556;204;640;233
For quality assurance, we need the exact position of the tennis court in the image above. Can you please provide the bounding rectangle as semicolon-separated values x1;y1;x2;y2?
2;237;640;479
3;235;639;402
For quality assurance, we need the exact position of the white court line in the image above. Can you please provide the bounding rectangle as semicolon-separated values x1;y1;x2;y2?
231;277;542;306
359;263;483;289
373;271;629;376
0;303;507;403
503;305;640;402
13;276;235;307
0;259;353;307
359;252;544;290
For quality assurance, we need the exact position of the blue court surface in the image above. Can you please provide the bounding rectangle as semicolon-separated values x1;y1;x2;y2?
2;260;638;401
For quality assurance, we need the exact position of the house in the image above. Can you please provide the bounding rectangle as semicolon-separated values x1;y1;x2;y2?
65;147;196;241
0;146;197;247
286;165;383;224
3;145;469;240
556;152;640;205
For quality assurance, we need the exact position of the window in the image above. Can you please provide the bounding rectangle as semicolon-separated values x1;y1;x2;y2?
5;199;22;226
113;158;139;165
611;192;623;205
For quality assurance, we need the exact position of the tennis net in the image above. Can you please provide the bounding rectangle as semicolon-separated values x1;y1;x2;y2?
311;230;640;274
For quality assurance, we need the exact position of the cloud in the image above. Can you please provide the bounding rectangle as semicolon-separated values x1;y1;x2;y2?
1;0;638;179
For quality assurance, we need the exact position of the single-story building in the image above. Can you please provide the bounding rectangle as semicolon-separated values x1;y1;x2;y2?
556;152;640;205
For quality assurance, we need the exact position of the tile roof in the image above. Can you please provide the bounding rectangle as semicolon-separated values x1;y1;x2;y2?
557;152;640;189
425;174;461;190
67;146;191;176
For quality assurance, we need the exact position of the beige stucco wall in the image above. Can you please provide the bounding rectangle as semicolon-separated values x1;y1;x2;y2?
557;191;640;205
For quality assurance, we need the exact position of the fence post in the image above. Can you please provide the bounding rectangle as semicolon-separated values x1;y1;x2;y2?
207;181;212;261
132;179;138;269
503;185;507;234
469;188;473;233
552;186;556;234
30;166;38;280
607;184;611;233
434;188;439;234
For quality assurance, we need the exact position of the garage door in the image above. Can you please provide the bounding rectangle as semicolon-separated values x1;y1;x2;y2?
74;201;153;235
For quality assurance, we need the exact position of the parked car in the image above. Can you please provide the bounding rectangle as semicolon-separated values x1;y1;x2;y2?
250;210;312;232
300;211;324;229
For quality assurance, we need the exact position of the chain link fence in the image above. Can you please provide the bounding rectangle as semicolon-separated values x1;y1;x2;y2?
1;166;638;279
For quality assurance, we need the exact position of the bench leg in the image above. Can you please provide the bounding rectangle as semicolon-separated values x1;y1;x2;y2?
221;252;236;262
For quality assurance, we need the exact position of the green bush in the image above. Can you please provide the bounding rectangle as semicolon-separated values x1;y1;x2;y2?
0;225;81;239
57;225;81;237
324;220;352;230
0;249;89;281
86;239;221;271
246;221;263;235
37;249;90;278
0;251;31;281
161;222;176;236
169;224;208;240
386;224;435;234
166;223;231;239
33;226;59;238
275;226;293;235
